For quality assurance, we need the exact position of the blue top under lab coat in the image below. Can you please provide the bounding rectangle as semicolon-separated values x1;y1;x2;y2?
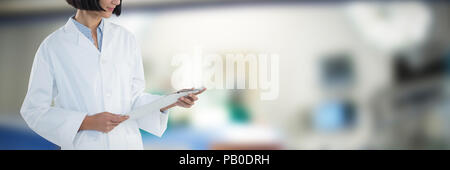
71;17;104;52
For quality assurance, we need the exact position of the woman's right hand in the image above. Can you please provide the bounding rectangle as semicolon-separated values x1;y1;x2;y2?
79;112;129;133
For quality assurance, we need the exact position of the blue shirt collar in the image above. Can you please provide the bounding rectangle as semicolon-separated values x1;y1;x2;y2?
70;16;104;51
71;16;104;33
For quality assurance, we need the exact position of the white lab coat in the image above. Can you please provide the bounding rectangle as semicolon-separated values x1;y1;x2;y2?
20;17;169;150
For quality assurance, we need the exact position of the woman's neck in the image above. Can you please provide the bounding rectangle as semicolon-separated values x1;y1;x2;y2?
74;10;102;30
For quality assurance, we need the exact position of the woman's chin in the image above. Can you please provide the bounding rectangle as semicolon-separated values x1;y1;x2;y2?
101;13;113;18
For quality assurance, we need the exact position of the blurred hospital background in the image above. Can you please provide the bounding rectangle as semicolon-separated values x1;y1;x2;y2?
1;0;450;150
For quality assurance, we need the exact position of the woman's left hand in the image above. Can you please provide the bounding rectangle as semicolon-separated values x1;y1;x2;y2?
160;88;206;112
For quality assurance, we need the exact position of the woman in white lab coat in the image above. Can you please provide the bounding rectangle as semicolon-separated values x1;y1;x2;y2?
20;0;205;150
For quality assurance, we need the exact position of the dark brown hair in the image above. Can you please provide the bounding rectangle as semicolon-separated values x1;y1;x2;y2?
66;0;121;16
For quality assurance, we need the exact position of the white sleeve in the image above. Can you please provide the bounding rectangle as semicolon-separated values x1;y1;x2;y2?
20;41;87;149
129;35;169;137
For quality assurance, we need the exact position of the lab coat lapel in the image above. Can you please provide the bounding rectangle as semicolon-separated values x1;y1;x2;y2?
100;20;112;53
63;18;80;45
63;17;101;55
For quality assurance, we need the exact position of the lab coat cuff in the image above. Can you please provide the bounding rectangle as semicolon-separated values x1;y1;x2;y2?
61;111;87;149
161;109;169;115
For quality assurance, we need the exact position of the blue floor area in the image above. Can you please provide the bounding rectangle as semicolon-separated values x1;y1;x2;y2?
140;126;215;150
0;125;59;150
0;125;214;150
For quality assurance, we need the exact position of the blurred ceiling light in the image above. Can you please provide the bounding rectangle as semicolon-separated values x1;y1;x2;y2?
345;1;432;53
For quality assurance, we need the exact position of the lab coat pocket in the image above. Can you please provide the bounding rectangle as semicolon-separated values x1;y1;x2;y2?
73;130;106;150
125;125;143;149
126;133;142;149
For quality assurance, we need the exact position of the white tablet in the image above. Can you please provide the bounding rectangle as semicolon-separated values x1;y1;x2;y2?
125;88;205;120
